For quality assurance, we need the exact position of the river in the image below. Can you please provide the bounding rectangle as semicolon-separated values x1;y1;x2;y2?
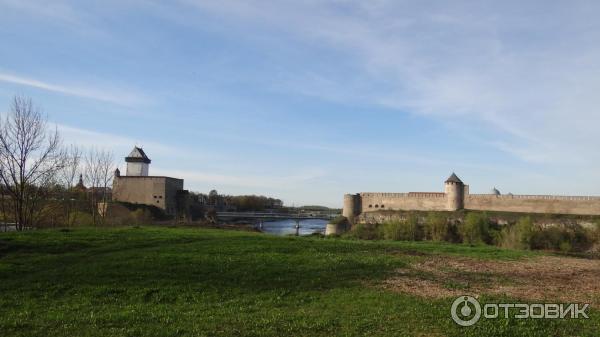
259;219;328;236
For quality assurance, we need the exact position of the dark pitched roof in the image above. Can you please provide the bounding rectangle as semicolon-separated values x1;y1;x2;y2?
125;146;151;164
445;172;463;184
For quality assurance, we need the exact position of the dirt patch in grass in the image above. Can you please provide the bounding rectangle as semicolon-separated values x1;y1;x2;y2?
382;255;600;307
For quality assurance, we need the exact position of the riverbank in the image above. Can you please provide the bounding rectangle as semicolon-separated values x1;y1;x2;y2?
0;226;597;336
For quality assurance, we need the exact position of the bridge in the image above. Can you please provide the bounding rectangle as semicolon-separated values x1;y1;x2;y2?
216;211;338;235
216;211;337;221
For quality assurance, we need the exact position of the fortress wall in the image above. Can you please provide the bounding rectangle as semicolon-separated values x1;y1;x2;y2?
113;176;183;214
360;192;447;212
465;194;600;215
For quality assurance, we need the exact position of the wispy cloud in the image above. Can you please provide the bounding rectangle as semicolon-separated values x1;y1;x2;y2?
0;72;146;106
57;124;189;159
152;167;327;190
177;1;600;165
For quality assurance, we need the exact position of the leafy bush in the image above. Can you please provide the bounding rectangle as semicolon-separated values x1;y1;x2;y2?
330;215;348;226
592;222;600;242
459;212;489;244
425;212;448;241
499;216;534;250
130;208;153;224
382;214;422;241
68;211;94;227
347;223;382;240
530;224;594;252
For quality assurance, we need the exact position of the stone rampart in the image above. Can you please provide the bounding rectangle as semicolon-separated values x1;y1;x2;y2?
344;174;600;220
465;194;600;215
359;192;446;213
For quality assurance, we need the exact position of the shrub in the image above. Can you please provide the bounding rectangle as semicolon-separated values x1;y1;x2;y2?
459;213;489;244
592;221;600;242
347;223;382;240
500;216;534;250
130;208;153;225
530;224;594;252
559;241;572;252
68;211;94;227
425;212;448;241
382;214;421;241
330;215;348;226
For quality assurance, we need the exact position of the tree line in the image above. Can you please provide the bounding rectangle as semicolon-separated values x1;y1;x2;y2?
0;96;115;231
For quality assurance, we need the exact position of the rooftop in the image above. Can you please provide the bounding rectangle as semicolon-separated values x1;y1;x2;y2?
445;172;463;184
125;146;151;164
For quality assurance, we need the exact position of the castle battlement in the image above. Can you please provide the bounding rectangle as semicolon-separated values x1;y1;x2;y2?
360;192;445;198
342;173;600;224
468;194;600;201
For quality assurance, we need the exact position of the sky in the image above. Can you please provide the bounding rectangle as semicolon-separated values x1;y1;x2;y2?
0;0;599;207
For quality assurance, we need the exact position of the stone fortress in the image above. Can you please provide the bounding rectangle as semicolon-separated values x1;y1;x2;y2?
112;147;188;216
342;173;600;224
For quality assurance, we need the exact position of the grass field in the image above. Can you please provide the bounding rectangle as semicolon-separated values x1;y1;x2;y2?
0;226;597;337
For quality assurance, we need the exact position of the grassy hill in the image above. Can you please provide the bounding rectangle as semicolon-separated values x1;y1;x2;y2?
0;227;597;337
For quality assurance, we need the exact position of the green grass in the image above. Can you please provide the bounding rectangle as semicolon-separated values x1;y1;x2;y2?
0;226;596;337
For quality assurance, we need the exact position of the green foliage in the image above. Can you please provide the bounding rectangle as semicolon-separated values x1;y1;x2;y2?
67;211;93;227
347;222;382;240
459;212;490;245
425;212;448;241
130;208;153;224
593;221;600;243
530;225;594;252
500;216;534;250
382;214;422;241
559;240;572;252
329;215;348;225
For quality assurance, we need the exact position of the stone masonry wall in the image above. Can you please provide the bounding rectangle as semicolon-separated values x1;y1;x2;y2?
112;176;183;214
465;194;600;215
355;192;600;217
359;192;447;213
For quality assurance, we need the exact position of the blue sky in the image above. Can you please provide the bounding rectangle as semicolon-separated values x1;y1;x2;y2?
1;1;599;207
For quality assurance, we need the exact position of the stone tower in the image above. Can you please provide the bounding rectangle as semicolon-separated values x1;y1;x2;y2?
125;146;151;176
342;193;361;225
444;172;464;211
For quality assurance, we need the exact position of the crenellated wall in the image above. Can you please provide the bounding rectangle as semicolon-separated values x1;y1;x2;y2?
359;192;447;213
342;174;600;223
465;194;600;215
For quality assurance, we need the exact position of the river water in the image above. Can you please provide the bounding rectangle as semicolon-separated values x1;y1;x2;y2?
259;219;328;236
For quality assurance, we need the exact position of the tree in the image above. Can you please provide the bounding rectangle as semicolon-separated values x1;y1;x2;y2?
208;189;219;206
425;212;448;241
460;212;489;244
84;148;114;225
58;145;82;226
0;96;64;230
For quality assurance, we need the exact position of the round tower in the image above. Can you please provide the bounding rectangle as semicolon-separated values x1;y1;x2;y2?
342;193;361;224
444;173;464;211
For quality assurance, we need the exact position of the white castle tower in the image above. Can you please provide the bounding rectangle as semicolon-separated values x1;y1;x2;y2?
125;146;151;176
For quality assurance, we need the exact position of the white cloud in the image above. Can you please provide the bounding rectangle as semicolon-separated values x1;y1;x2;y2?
152;167;327;190
178;1;600;165
57;124;187;159
0;72;146;106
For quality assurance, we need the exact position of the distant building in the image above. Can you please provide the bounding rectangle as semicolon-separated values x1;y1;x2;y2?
74;174;86;192
112;146;188;216
343;172;600;224
125;147;150;176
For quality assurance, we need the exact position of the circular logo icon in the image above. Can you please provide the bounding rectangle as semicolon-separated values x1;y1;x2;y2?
451;295;481;326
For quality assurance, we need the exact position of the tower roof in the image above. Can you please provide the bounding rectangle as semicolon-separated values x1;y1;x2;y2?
74;174;86;191
445;172;463;184
125;146;151;164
